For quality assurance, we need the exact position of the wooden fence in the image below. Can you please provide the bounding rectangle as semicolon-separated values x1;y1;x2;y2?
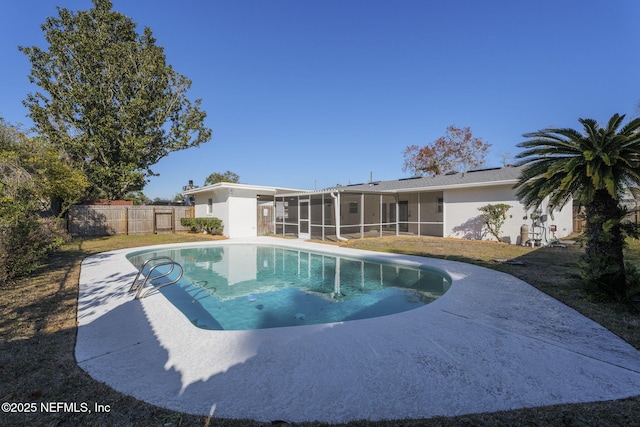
572;206;639;235
68;205;194;237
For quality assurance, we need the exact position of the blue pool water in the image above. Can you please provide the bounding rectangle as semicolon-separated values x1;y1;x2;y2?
127;244;451;330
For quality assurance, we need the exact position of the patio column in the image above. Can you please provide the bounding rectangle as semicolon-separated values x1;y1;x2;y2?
360;193;365;238
395;194;400;236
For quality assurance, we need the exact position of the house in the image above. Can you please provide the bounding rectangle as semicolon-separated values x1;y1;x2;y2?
182;165;573;244
183;182;305;238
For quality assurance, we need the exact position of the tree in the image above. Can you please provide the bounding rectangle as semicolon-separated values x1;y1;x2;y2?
0;119;82;281
20;0;212;201
123;191;151;205
478;203;511;241
403;125;490;176
204;170;240;185
0;119;87;215
514;114;640;301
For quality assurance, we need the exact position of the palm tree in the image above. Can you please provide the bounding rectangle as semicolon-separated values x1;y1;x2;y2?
514;113;640;300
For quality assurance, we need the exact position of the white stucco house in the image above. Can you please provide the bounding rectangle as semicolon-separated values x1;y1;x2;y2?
182;165;573;244
182;183;304;239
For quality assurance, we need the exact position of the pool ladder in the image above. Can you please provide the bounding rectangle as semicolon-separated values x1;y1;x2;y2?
129;256;184;299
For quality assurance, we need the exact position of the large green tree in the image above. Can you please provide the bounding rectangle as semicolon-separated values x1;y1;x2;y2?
204;170;240;186
514;114;640;300
20;0;211;200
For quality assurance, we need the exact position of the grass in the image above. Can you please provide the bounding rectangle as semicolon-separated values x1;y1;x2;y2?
1;233;639;426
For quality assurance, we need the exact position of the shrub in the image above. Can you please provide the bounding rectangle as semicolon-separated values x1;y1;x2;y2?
0;216;69;282
478;203;512;242
0;120;74;282
181;217;199;233
180;217;223;235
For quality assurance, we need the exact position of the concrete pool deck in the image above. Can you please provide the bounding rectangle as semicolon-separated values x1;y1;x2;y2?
76;237;640;423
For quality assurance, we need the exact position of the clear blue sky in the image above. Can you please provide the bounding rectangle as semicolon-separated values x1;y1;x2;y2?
2;1;639;200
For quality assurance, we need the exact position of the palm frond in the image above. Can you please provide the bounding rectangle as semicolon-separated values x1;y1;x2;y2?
606;113;625;132
620;116;640;135
515;114;640;210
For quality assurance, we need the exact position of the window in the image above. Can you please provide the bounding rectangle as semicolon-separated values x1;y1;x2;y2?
349;201;358;214
437;197;443;213
207;198;213;214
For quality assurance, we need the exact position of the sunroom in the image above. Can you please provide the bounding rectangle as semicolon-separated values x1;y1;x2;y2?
274;189;444;242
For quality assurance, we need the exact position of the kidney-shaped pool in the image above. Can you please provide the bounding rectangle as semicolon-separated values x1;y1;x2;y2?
127;244;451;330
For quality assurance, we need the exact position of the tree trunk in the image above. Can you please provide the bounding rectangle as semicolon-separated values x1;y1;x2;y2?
584;189;627;299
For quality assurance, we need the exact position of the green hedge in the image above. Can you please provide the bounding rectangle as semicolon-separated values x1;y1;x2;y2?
180;217;223;235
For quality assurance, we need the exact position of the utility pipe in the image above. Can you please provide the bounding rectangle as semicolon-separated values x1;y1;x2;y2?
330;192;349;242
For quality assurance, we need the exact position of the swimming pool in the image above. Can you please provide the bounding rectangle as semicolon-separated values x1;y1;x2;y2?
77;237;640;423
126;244;451;330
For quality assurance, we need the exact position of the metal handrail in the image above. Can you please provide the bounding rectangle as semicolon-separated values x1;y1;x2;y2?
129;256;175;292
134;261;184;299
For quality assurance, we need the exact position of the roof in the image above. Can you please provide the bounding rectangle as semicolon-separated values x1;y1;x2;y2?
182;182;304;196
183;166;525;198
340;165;525;193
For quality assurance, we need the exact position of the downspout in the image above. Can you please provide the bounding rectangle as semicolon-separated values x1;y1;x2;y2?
330;191;349;242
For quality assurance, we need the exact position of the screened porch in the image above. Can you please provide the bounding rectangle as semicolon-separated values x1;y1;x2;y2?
273;190;444;241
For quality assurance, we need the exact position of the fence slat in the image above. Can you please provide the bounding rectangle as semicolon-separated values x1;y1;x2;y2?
68;205;193;237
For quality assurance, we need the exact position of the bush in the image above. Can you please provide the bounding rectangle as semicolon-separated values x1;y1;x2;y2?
180;217;223;235
0;216;69;282
0;120;75;282
478;203;512;242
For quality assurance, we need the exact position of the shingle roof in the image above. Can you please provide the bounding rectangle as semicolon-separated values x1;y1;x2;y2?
337;165;525;193
198;166;527;198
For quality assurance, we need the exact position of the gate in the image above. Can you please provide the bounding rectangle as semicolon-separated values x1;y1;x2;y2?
257;203;274;236
154;210;174;234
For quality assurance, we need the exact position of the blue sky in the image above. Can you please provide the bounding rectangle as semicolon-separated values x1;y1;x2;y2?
2;1;639;199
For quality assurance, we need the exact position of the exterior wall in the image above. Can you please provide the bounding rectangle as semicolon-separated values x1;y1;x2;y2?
539;198;574;241
444;184;573;244
227;188;260;238
194;191;230;236
193;191;227;218
194;188;262;238
445;185;524;243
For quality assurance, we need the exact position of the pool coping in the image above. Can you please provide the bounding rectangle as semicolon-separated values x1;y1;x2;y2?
76;237;640;423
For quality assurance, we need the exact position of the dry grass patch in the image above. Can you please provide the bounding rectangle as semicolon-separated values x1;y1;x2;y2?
1;234;639;426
